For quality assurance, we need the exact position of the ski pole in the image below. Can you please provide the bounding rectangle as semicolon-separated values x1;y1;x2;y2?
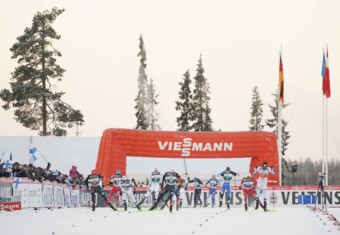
0;152;4;162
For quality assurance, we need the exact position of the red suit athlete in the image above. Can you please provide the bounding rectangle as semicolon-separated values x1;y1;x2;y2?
108;169;122;206
239;173;257;211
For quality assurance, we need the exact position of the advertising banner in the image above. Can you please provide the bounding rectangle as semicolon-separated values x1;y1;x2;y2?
0;182;12;197
53;186;64;208
64;188;71;207
27;184;42;208
13;183;29;208
42;184;54;207
70;190;80;207
79;190;91;207
0;196;21;211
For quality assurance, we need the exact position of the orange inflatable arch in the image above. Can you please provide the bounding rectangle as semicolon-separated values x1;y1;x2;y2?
96;128;280;185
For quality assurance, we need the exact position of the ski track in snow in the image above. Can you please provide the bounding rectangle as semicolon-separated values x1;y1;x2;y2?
1;206;340;235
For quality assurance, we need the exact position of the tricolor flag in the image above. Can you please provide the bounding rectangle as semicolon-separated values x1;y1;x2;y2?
321;48;331;98
279;52;284;105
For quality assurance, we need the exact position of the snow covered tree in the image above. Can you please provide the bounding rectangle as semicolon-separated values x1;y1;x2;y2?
135;35;150;130
249;86;264;131
0;8;84;136
175;70;194;131
148;78;161;130
191;55;213;132
266;89;291;156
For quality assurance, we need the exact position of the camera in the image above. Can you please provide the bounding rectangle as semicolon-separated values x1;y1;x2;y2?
318;172;325;180
291;164;298;173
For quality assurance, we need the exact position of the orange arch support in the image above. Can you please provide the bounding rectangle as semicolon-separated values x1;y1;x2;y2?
96;128;279;185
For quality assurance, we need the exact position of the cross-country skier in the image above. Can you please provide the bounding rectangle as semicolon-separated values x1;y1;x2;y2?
108;169;122;206
239;173;259;211
85;169;116;211
138;168;161;206
218;166;239;209
188;177;203;207
151;169;181;213
119;175;141;211
204;174;219;207
252;162;276;211
177;177;187;208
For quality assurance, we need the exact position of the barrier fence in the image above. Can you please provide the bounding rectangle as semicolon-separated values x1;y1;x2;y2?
0;178;91;210
1;178;340;210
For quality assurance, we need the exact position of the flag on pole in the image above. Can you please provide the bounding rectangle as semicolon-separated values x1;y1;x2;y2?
321;48;331;98
4;152;13;168
279;52;284;105
29;146;38;164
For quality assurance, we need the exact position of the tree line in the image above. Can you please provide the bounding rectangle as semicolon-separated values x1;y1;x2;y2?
2;8;337;186
282;158;340;186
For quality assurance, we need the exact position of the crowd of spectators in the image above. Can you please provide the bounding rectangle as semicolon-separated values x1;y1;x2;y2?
0;159;85;189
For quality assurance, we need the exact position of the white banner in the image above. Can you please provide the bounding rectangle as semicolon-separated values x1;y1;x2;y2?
27;184;42;208
53;186;64;208
79;190;91;206
13;183;29;208
64;188;71;207
42;185;54;207
70;190;80;207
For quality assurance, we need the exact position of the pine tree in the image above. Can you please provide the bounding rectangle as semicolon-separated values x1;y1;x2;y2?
135;35;149;130
266;89;291;156
249;86;264;131
191;55;213;131
148;78;161;130
175;70;194;131
0;8;84;136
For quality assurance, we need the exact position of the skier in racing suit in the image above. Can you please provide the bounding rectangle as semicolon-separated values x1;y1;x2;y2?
85;169;116;211
252;162;276;211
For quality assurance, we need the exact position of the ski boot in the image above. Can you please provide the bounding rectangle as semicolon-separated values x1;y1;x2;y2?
135;203;141;211
219;193;224;207
245;204;248;211
137;197;145;206
227;202;230;210
263;201;267;212
170;205;173;213
124;202;127;211
92;204;95;211
176;203;179;211
255;201;259;210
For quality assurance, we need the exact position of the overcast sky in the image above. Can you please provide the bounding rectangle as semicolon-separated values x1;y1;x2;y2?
0;0;339;162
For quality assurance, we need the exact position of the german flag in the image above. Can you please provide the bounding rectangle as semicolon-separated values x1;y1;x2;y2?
279;52;284;105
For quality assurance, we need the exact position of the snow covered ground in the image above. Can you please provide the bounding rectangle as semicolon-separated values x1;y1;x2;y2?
1;206;340;235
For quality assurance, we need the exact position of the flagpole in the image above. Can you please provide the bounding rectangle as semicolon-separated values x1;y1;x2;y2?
325;100;328;185
322;96;325;178
0;152;4;162
325;44;329;186
278;91;282;186
278;47;283;186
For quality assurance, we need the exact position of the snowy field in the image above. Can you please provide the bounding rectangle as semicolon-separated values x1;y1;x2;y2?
1;206;340;235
